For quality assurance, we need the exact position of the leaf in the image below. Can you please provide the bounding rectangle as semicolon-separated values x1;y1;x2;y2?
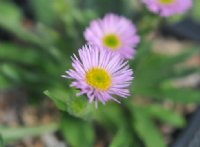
94;103;126;130
0;64;22;82
109;128;133;147
0;42;61;75
61;115;94;147
63;89;93;119
44;90;68;111
167;14;185;24
0;2;60;53
44;89;92;119
0;1;22;29
143;104;186;127
0;43;40;65
171;67;200;79
192;0;200;21
160;88;200;103
0;2;38;45
66;94;92;119
134;49;195;89
0;123;59;142
0;134;4;147
30;0;55;25
0;63;54;86
0;73;12;90
132;45;200;103
132;107;166;147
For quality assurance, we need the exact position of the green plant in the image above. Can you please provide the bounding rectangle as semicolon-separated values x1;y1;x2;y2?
0;0;200;147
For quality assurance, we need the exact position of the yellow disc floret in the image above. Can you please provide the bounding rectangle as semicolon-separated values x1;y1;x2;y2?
85;68;111;91
159;0;174;4
102;34;121;50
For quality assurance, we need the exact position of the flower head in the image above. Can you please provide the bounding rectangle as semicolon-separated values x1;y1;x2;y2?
84;13;140;59
142;0;192;17
63;45;133;105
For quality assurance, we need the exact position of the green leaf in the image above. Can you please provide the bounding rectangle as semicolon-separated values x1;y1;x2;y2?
31;23;60;48
0;73;12;90
0;64;21;82
61;115;94;147
0;63;54;86
30;0;55;25
133;45;200;103
0;134;4;147
94;103;126;130
45;89;92;119
160;88;200;103
44;90;68;111
0;42;61;74
144;104;185;127
0;1;22;29
0;123;59;142
132;107;166;147
0;2;60;53
0;43;40;65
109;128;133;147
171;67;200;79
192;0;200;21
0;2;38;45
63;89;93;119
134;49;194;89
167;14;185;24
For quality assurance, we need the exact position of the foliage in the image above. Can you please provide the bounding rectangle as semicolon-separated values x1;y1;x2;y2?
0;0;200;147
60;114;95;147
192;0;200;21
0;123;58;143
0;134;4;147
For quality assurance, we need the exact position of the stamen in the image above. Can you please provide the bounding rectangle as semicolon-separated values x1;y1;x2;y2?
85;68;111;91
159;0;174;4
102;34;121;50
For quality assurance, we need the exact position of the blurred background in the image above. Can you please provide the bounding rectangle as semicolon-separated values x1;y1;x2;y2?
0;0;200;147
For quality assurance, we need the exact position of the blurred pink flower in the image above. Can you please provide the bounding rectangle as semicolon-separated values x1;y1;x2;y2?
84;13;140;59
142;0;192;17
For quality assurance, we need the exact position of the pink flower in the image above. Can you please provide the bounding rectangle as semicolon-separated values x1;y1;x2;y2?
62;44;133;105
142;0;192;17
84;13;140;59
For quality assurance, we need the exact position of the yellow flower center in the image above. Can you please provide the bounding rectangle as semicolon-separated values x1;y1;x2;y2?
102;34;121;50
158;0;174;4
85;68;111;91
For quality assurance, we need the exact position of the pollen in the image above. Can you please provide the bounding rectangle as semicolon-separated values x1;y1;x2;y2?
159;0;174;4
102;34;121;50
85;68;111;91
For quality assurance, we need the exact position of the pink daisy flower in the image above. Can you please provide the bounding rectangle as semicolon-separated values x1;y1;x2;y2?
84;13;140;59
142;0;192;17
62;45;133;105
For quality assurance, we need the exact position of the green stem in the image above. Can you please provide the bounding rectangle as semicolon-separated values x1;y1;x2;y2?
0;122;59;143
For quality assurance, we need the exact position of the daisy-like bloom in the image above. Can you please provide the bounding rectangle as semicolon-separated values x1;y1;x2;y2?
142;0;192;17
84;13;140;59
62;45;133;105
